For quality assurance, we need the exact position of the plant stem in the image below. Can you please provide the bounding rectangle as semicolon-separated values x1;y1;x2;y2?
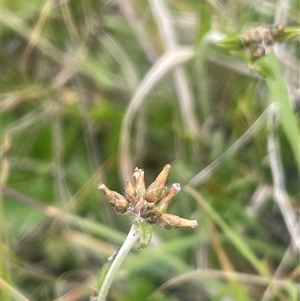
96;223;140;301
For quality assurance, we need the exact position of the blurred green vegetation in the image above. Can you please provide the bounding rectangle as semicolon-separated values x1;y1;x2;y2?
1;1;299;301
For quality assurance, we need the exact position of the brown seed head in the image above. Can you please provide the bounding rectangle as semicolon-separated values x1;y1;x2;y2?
157;213;198;230
156;183;181;213
98;183;129;214
124;181;137;204
271;23;285;40
133;168;146;197
145;164;171;203
250;45;266;59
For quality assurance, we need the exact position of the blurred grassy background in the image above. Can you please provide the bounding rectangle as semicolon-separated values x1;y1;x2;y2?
1;0;300;301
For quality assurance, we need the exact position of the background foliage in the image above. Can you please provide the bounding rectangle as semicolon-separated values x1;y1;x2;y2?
1;0;300;301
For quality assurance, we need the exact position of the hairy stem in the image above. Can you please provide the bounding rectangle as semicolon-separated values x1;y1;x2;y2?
97;223;139;301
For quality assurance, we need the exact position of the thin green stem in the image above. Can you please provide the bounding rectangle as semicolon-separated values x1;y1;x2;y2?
96;223;140;301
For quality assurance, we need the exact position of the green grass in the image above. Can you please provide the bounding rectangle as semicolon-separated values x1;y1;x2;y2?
1;1;300;301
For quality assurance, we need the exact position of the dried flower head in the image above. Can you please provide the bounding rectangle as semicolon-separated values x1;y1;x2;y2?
98;164;198;230
240;24;285;60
